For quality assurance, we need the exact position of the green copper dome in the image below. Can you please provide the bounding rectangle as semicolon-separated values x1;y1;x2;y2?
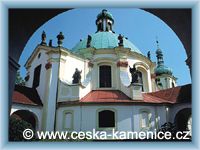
154;65;172;76
72;32;142;54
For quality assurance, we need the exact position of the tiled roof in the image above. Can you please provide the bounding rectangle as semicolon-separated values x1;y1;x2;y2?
147;84;191;103
12;85;43;106
80;90;133;103
13;84;191;106
79;84;191;104
79;90;170;104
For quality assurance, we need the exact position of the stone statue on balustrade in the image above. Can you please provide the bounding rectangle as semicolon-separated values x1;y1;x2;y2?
129;64;142;84
72;68;82;84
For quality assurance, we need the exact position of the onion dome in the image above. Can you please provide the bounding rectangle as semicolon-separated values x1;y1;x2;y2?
154;65;172;76
154;40;172;76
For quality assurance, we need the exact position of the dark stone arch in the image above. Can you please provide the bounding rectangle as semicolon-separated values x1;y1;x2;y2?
11;110;38;130
174;108;191;131
9;9;68;111
9;8;191;113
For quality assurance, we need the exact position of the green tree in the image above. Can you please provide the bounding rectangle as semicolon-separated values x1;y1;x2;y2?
15;70;25;85
9;117;36;141
158;122;178;140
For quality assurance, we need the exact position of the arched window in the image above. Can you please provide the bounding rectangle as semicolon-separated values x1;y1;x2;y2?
141;111;148;128
139;109;151;130
98;110;115;128
107;22;112;31
137;71;144;91
33;64;41;88
63;110;73;130
134;63;150;92
98;23;102;31
99;65;112;88
172;82;175;88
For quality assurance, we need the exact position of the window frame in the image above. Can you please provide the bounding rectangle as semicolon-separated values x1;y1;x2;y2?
96;108;117;131
139;108;152;131
32;64;42;88
99;65;112;88
62;110;74;131
137;70;144;91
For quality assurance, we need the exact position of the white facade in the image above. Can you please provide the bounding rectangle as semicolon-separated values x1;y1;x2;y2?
11;9;191;140
11;44;191;136
55;105;167;133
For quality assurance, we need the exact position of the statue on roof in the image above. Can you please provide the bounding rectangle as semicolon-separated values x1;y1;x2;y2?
118;34;124;47
49;39;53;47
147;51;151;60
72;68;82;84
129;64;142;84
41;31;47;45
86;35;92;48
57;32;65;47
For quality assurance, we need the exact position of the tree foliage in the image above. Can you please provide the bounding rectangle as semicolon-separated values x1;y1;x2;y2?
158;122;178;139
9;117;36;141
15;70;25;85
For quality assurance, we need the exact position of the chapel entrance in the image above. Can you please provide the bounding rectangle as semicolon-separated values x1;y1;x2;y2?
99;65;112;88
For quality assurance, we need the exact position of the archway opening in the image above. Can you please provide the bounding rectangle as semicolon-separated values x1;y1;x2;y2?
174;108;191;132
10;110;37;130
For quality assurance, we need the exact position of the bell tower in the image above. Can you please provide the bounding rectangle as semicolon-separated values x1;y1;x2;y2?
154;40;177;90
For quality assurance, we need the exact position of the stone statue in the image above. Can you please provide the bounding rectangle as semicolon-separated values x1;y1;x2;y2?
49;39;53;47
147;51;151;60
118;34;124;46
129;64;142;84
57;32;64;47
72;68;82;84
86;35;92;48
41;31;47;45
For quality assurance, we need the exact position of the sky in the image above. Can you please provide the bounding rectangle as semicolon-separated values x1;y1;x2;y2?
19;8;191;86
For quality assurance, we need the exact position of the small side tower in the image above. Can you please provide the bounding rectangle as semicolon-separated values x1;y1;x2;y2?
154;40;177;90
